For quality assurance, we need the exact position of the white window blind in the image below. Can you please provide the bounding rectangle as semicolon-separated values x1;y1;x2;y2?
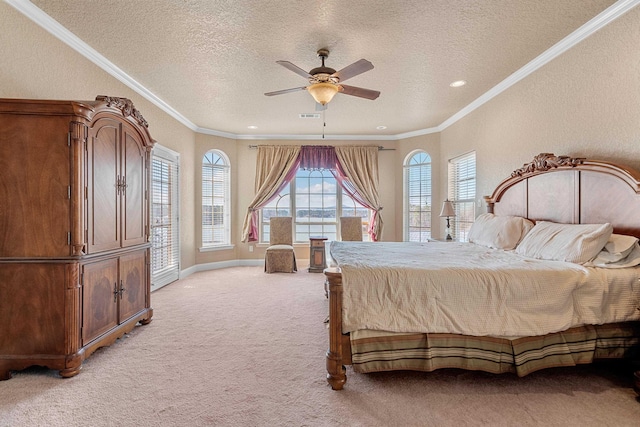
448;151;476;242
404;151;432;242
202;150;230;247
151;145;180;291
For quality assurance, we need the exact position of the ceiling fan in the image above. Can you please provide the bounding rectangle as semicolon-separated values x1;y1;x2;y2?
264;48;380;108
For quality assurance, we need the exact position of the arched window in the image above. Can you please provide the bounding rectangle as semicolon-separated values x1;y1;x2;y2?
202;150;230;248
404;150;432;242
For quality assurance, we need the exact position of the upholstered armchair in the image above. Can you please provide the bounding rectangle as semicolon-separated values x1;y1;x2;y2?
264;216;297;273
340;217;363;241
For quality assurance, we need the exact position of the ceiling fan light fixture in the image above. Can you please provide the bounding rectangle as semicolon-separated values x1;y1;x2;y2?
307;82;340;105
267;50;379;104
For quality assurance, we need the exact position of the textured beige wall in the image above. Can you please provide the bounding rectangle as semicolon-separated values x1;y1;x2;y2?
0;3;198;269
439;6;640;216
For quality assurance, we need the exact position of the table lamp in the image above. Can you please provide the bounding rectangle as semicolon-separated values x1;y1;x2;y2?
439;200;456;241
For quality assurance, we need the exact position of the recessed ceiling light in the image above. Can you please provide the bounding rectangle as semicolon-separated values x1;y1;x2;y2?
449;80;466;88
376;126;387;130
247;125;258;129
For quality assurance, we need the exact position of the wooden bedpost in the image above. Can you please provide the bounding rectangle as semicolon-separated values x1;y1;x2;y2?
325;268;347;390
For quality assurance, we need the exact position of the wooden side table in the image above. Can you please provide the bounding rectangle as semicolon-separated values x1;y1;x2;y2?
308;236;328;273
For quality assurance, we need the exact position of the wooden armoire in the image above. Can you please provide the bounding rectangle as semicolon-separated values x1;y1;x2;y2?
0;96;155;379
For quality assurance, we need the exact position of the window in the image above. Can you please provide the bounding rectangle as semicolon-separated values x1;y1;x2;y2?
261;169;370;243
448;151;476;242
404;150;432;241
202;150;230;247
294;169;338;241
340;188;370;240
260;182;291;243
151;145;180;291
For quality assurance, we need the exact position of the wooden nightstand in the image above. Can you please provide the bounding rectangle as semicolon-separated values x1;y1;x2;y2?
309;236;328;273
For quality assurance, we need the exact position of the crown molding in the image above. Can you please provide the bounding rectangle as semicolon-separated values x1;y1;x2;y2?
395;127;441;140
194;126;238;139
234;133;402;141
195;126;402;141
7;0;639;141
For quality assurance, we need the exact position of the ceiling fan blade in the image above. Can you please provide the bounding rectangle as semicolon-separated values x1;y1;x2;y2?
332;59;374;82
264;86;307;96
276;61;312;79
340;84;380;100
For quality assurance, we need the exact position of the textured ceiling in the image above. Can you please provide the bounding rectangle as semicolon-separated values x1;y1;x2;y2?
29;0;617;138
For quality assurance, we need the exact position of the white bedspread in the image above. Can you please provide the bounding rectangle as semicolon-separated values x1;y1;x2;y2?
329;241;640;337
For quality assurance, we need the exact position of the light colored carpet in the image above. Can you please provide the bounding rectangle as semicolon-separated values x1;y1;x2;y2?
1;266;640;426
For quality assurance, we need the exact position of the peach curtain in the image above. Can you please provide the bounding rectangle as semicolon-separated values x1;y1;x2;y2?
334;146;384;241
241;145;301;242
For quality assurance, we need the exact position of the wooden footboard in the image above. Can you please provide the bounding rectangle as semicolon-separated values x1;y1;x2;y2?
325;267;351;390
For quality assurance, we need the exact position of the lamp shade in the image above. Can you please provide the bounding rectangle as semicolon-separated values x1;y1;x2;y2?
307;82;339;105
439;200;455;217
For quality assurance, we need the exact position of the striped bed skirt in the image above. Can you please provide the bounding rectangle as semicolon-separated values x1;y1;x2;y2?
350;322;640;377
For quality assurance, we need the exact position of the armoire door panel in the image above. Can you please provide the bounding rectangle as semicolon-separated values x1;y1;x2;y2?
0;114;71;257
118;250;147;322
121;127;147;247
87;119;121;253
0;263;69;355
82;258;119;345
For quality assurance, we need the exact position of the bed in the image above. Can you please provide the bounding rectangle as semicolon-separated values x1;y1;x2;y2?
324;153;640;390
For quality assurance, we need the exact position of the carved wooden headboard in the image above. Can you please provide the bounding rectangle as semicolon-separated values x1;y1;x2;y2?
485;153;640;238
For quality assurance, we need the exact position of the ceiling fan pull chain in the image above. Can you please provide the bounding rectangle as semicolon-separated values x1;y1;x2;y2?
322;109;326;139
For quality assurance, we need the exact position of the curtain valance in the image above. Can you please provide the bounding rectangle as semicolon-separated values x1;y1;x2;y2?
299;145;338;170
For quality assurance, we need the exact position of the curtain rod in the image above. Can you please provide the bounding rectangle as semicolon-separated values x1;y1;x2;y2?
247;145;395;151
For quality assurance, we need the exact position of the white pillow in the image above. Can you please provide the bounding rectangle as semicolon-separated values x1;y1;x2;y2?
587;234;640;267
515;221;613;264
603;234;639;261
468;213;534;250
590;242;640;269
